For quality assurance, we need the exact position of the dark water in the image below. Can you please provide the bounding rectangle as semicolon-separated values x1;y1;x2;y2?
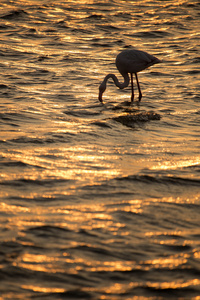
0;0;200;299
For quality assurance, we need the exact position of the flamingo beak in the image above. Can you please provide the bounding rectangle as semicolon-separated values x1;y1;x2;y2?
98;90;103;103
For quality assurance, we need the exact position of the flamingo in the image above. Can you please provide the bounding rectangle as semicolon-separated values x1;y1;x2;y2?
98;49;162;103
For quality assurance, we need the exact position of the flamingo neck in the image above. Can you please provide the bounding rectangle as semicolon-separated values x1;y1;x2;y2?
104;73;129;89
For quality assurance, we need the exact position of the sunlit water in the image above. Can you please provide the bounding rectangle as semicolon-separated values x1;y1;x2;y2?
0;0;200;299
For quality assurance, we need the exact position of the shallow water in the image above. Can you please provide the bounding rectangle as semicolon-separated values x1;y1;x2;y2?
0;0;200;299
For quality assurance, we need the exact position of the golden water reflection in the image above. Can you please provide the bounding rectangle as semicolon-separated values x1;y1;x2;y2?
102;278;200;295
2;195;200;282
1;0;200;298
0;144;121;194
152;157;200;171
21;285;65;293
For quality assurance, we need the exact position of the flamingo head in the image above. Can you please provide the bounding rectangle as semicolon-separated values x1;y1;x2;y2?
98;82;106;103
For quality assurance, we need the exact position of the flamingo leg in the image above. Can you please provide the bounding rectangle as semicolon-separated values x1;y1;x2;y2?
135;73;142;101
131;73;134;102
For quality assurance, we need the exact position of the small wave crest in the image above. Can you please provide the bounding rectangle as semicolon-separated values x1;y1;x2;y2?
1;9;28;20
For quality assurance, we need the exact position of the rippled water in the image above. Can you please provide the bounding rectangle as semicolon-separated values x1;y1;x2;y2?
0;0;200;299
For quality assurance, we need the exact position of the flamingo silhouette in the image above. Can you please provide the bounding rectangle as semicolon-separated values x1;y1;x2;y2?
98;49;162;103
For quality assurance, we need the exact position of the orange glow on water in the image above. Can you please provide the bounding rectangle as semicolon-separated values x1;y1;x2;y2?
21;285;65;293
1;1;200;299
151;157;200;171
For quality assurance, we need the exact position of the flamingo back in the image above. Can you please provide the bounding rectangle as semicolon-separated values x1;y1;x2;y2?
115;49;161;75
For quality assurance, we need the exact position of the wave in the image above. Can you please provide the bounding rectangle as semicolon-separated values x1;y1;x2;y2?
0;161;30;168
129;30;172;38
0;9;28;20
25;225;71;237
86;14;104;20
0;178;73;187
0;84;9;90
64;109;101;118
1;133;74;145
116;174;200;186
76;173;200;202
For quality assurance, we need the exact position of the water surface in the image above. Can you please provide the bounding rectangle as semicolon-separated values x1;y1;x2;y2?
0;0;200;299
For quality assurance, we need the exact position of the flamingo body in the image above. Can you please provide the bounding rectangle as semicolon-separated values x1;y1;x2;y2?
98;49;162;103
